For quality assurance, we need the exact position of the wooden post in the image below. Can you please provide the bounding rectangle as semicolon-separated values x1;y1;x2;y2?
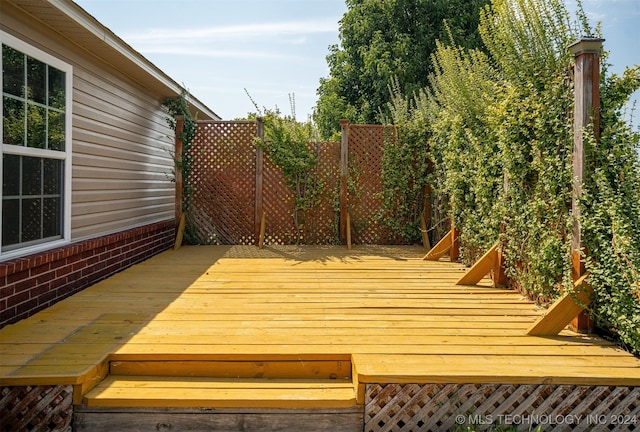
346;211;352;250
450;227;460;262
259;211;266;249
420;212;430;250
255;118;265;246
339;120;349;244
526;38;604;336
569;37;603;332
174;115;184;229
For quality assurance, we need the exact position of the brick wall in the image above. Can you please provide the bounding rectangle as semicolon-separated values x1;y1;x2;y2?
0;220;175;328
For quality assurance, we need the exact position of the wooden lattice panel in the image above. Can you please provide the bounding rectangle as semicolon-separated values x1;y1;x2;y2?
347;125;403;245
262;153;298;245
261;141;340;246
189;121;257;245
1;385;73;432
297;141;340;245
365;383;640;432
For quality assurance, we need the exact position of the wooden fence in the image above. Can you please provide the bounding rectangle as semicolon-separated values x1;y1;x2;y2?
182;120;407;246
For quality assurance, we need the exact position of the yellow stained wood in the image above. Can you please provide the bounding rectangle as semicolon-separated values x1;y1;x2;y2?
423;228;453;260
174;213;185;250
353;354;640;386
456;242;499;286
110;359;352;380
1;244;638;404
527;274;593;335
84;389;357;409
420;213;430;250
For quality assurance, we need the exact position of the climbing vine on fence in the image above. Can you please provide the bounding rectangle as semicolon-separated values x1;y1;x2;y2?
163;89;198;243
378;78;431;243
581;66;640;354
254;111;324;236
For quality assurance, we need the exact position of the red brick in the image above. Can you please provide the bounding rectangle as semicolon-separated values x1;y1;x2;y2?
30;283;53;298
7;269;29;284
14;298;38;317
14;277;37;293
72;261;87;272
49;276;67;290
30;263;51;276
36;270;56;285
7;290;29;308
38;289;58;305
0;262;14;278
55;264;73;278
1;307;17;325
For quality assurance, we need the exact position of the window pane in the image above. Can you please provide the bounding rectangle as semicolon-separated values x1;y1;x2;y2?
2;45;24;97
22;156;41;195
27;56;46;104
43;158;62;195
43;197;61;238
2;199;20;246
2;96;25;145
21;198;41;242
26;103;46;149
48;109;65;151
48;66;65;110
3;154;20;196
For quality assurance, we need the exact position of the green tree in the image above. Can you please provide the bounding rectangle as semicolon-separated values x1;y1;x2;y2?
314;0;489;139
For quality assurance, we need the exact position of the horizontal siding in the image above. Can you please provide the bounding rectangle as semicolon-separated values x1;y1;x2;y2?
1;4;179;242
70;69;176;240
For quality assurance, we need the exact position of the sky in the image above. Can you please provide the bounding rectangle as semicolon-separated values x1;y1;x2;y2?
74;0;640;123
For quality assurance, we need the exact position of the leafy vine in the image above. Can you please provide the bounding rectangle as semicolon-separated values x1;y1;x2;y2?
254;110;324;237
163;89;198;243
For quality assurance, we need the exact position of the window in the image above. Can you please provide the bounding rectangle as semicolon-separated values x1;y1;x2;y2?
1;32;72;259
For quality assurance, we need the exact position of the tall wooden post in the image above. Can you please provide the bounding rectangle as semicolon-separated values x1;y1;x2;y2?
569;37;604;332
255;118;265;245
174;115;184;227
339;120;349;244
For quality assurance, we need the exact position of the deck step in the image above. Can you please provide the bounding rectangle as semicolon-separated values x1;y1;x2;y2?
109;357;352;380
83;375;357;408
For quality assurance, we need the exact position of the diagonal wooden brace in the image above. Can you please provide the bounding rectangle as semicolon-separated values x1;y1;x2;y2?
526;274;593;336
423;229;453;261
456;242;499;286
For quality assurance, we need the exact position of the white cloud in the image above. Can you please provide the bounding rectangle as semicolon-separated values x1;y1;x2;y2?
123;19;338;44
139;46;293;60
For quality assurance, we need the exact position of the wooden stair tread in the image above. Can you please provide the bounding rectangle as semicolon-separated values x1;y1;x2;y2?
83;375;357;408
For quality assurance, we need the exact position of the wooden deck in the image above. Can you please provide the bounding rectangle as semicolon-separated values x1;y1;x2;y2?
1;245;639;412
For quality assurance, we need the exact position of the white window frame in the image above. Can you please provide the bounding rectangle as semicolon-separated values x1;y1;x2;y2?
1;31;73;261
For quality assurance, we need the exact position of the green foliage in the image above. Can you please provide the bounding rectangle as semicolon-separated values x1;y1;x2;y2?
163;89;198;243
415;0;640;353
581;67;640;354
254;110;323;234
427;38;504;262
314;0;490;139
378;79;432;243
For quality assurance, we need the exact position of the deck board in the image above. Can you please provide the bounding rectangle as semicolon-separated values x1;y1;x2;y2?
1;245;638;393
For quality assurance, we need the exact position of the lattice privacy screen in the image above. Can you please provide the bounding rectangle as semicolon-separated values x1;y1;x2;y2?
185;121;409;246
189;121;257;245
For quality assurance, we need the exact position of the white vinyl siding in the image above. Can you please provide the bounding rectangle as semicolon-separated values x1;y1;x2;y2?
70;69;174;240
2;4;176;252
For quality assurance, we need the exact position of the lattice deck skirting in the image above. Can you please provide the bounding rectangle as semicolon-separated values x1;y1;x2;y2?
365;383;640;432
1;385;73;432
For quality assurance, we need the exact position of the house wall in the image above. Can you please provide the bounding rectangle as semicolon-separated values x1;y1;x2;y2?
1;3;177;326
2;2;176;241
